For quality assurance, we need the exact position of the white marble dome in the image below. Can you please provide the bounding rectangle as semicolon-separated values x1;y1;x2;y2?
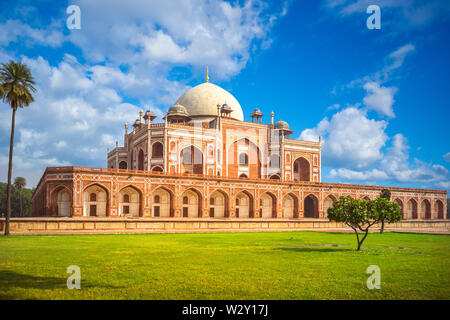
174;82;244;121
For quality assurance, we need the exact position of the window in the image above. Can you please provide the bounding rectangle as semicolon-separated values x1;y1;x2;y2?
239;153;248;166
183;207;188;217
210;197;215;205
152;142;163;158
183;196;189;205
154;195;160;204
210;207;215;217
123;194;130;203
119;161;127;169
123;205;130;214
90;205;97;216
90;193;96;201
154;206;160;217
236;198;240;206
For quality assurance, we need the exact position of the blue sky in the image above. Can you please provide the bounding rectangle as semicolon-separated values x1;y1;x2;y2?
0;0;449;192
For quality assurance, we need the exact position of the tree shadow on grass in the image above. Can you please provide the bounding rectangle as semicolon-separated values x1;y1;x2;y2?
0;270;124;298
275;247;354;253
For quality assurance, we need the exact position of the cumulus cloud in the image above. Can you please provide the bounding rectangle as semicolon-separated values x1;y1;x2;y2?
443;152;450;163
362;82;397;118
329;168;389;180
0;19;64;48
300;107;388;168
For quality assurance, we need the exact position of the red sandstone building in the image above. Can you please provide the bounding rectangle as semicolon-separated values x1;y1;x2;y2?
32;76;447;222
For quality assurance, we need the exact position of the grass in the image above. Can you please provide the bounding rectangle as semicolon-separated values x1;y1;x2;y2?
0;231;449;300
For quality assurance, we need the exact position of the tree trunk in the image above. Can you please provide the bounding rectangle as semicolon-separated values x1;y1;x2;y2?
5;107;17;236
19;191;23;217
380;220;385;234
357;229;370;251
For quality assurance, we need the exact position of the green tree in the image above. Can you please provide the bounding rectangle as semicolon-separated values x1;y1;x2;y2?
379;189;392;234
369;197;402;232
13;177;26;217
0;61;36;235
327;196;377;251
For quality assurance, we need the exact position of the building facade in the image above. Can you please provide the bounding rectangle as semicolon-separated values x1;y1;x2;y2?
32;77;447;221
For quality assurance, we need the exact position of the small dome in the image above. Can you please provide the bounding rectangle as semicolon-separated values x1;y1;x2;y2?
274;119;293;134
251;108;263;116
167;104;189;116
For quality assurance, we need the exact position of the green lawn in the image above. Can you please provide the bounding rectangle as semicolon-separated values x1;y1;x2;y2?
0;231;449;300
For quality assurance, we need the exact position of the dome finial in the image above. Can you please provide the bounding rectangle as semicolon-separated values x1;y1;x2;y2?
206;66;210;83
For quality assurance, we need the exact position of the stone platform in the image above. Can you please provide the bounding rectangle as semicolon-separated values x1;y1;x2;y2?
1;217;449;235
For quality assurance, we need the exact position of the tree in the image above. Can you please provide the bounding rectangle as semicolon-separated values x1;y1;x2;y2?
0;61;36;235
369;197;402;233
379;189;392;234
13;177;26;217
327;196;377;251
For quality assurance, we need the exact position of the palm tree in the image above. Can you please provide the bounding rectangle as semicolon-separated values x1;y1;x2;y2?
0;61;36;235
14;177;27;217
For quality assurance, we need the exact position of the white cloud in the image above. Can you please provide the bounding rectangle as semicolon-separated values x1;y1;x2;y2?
443;152;450;163
300;107;388;168
329;168;389;180
363;82;397;118
0;19;64;47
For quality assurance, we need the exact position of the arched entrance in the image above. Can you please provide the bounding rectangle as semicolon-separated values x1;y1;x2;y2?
283;193;298;219
53;187;71;217
228;138;261;179
260;192;276;218
119;186;141;217
181;189;202;218
138;149;145;170
406;199;418;219
435;200;444;219
152;142;163;158
152;187;172;217
210;190;228;218
304;194;318;218
323;195;337;217
394;199;404;218
181;146;203;174
293;157;310;182
83;184;108;217
420;199;431;220
235;191;253;218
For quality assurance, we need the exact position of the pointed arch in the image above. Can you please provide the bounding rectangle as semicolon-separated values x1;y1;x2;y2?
235;190;254;218
420;199;431;220
435;200;444;219
83;183;109;217
180;145;204;174
228;138;261;179
304;194;319;218
260;191;277;218
181;188;203;218
393;198;404;218
293;157;310;182
152;186;174;217
209;189;229;218
119;161;127;169
138;149;145;170
151;141;163;158
119;185;143;217
283;192;298;219
406;198;418;219
51;185;72;217
323;195;337;217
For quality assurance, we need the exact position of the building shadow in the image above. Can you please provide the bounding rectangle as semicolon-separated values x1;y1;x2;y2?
275;247;353;253
0;270;123;299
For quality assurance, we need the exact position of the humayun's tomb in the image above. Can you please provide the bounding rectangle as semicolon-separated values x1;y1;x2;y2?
11;72;446;233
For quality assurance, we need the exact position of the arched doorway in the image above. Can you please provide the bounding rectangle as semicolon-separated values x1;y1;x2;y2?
293;157;310;182
394;199;404;218
138;149;145;170
181;146;203;174
152;142;163;158
228;138;261;179
435;200;444;219
54;187;71;217
152;187;172;217
283;193;298;219
260;192;276;218
406;199;418;219
304;194;318;218
235;191;253;218
83;184;108;217
181;189;202;217
210;190;227;218
119;186;141;217
420;199;431;220
323;195;337;217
